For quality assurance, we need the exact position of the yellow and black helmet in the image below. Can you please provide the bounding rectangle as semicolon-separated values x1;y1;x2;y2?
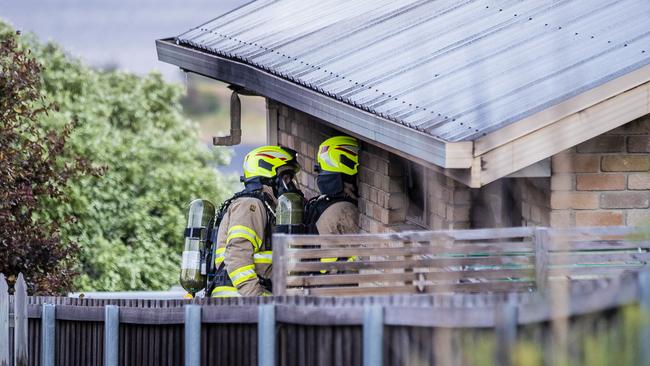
243;146;300;179
316;136;359;175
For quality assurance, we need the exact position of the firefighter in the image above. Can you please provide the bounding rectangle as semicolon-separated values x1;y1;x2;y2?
210;146;302;297
305;136;360;270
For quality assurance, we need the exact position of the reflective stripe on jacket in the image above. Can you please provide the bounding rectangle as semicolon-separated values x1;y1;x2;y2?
213;195;273;296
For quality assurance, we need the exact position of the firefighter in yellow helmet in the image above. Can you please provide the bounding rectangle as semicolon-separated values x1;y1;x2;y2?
209;146;302;297
305;136;360;269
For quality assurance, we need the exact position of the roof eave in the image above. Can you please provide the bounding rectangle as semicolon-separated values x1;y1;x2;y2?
470;79;650;187
156;38;472;170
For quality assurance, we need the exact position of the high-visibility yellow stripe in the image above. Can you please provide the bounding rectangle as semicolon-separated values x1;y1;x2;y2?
229;264;257;286
214;247;226;264
227;225;262;250
254;251;273;264
320;257;338;263
320;257;337;274
211;286;240;298
319;257;356;274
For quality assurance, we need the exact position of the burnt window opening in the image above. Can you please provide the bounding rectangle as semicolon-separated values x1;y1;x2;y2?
405;161;428;227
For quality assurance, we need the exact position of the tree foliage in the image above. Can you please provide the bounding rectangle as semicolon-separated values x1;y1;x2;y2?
0;32;93;294
0;23;235;291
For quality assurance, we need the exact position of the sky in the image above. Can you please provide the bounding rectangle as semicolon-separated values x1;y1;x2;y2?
2;0;263;174
1;0;251;81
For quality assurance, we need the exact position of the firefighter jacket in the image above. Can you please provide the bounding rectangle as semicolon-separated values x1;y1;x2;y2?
212;187;275;297
307;198;360;272
315;200;359;235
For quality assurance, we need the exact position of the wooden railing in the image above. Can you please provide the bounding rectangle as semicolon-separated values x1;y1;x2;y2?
272;226;650;296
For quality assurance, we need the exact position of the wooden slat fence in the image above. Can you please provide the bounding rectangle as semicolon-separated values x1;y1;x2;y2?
272;226;650;296
1;272;650;365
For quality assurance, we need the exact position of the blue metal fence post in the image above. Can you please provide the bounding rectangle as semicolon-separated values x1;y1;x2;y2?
41;304;56;366
495;301;518;366
184;305;201;366
104;305;119;366
363;304;384;366
258;304;276;366
0;274;8;366
639;270;650;364
14;273;28;366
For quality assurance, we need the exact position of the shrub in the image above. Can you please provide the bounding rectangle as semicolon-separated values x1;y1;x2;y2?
0;32;92;294
1;22;236;291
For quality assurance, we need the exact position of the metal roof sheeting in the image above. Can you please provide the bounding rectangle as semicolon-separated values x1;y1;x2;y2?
177;0;650;142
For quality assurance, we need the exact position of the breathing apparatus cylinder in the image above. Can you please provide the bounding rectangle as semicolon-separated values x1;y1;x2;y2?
180;199;215;296
275;192;305;234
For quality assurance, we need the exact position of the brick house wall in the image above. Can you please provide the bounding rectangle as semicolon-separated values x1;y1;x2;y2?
515;178;551;227
549;114;650;227
270;100;650;230
271;101;471;233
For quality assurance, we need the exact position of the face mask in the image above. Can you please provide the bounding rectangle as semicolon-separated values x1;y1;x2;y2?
276;172;302;197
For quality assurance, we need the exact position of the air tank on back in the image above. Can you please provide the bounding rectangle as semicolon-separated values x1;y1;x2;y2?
180;199;215;296
275;192;305;234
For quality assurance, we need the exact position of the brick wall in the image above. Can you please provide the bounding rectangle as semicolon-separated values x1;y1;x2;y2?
272;101;471;233
515;178;551;227
427;172;471;230
272;103;650;230
549;114;650;227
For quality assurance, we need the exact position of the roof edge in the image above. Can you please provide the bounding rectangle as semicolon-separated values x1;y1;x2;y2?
156;38;472;169
475;63;650;157
471;80;650;187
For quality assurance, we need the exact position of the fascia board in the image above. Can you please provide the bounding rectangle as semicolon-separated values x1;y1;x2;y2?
156;39;472;169
472;81;650;187
475;63;650;157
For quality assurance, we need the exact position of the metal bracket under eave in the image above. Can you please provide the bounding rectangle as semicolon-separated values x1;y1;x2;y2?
213;90;242;146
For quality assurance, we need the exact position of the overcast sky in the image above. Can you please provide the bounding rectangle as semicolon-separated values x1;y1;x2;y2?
1;0;251;81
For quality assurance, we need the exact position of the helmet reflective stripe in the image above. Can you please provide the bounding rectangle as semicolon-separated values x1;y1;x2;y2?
214;247;226;265
227;225;262;251
256;150;289;159
319;148;337;168
211;286;241;298
335;145;359;156
317;136;359;175
229;264;257;286
243;145;300;179
253;251;273;264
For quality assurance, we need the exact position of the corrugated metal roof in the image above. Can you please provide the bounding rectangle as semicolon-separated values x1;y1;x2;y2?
176;0;650;142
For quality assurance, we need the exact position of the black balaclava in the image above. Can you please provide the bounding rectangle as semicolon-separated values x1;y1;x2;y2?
241;176;266;193
316;172;357;197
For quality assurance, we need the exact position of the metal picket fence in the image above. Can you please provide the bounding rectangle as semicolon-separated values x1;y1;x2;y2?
2;272;650;365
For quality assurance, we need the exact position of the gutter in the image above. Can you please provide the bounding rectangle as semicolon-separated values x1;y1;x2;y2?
156;38;472;170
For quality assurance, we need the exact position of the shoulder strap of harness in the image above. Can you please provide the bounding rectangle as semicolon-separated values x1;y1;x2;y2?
212;189;275;248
